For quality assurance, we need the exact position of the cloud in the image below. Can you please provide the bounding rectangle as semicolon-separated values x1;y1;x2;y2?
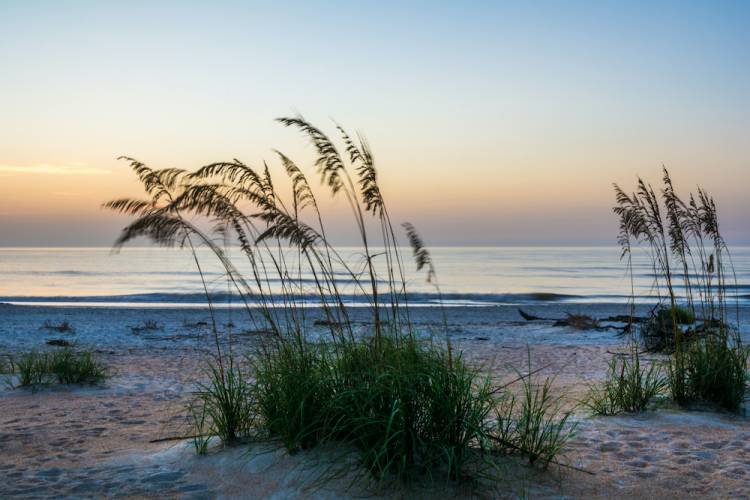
0;163;107;176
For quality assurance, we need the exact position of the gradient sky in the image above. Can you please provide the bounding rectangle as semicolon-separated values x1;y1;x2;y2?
1;1;748;246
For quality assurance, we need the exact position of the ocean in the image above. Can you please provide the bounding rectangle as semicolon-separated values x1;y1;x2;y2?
2;246;749;308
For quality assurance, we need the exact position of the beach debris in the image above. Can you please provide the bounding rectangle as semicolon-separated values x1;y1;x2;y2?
517;309;637;332
555;313;600;330
130;320;163;334
313;319;339;327
183;320;209;328
518;309;544;321
234;328;275;337
41;320;75;334
313;319;344;331
46;339;72;347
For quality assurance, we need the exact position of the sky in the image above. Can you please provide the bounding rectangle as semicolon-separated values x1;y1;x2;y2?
1;1;748;246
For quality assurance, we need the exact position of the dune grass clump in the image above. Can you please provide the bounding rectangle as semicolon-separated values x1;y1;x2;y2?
12;352;48;386
108;115;574;484
584;347;666;416
493;356;576;466
253;340;330;452
613;168;748;411
194;354;255;444
668;335;748;411
48;349;108;384
5;349;108;387
253;335;495;481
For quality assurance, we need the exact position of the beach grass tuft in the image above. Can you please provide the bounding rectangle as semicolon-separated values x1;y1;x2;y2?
668;335;748;411
613;168;748;411
108;115;575;485
253;335;498;481
195;354;255;445
584;347;666;416
493;354;577;466
5;349;108;388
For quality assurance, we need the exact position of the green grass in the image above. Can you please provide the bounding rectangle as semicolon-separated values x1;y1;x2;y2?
584;348;666;416
668;335;748;411
189;402;211;455
194;354;255;445
191;336;577;483
493;358;577;466
108;115;576;486
614;169;748;413
252;335;497;482
5;349;108;388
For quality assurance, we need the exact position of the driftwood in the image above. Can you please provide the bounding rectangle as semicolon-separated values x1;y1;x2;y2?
46;339;72;347
518;309;545;321
149;434;203;443
517;309;645;333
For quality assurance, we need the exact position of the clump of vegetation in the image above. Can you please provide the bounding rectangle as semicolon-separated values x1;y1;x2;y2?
11;352;48;386
108;115;574;485
257;335;495;481
584;347;666;416
41;320;75;333
195;354;255;445
613;168;748;411
668;335;748;411
4;349;108;388
493;364;577;466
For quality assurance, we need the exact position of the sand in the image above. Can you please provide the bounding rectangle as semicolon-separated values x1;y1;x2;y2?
1;303;749;498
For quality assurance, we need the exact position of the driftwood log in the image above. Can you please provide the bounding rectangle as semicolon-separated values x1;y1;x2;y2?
517;308;645;333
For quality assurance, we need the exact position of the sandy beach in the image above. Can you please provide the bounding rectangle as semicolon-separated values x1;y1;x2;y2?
2;303;749;498
4;1;750;497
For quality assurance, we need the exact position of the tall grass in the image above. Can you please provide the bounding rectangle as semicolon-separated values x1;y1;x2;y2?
195;354;255;444
613;168;748;411
108;116;574;483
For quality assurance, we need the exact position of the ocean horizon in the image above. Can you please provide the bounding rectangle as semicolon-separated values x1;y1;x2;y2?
3;246;750;308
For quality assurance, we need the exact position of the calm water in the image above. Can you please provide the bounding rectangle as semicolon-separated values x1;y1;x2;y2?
1;246;749;307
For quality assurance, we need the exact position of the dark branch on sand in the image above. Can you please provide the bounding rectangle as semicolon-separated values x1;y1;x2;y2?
149;434;205;443
517;309;646;333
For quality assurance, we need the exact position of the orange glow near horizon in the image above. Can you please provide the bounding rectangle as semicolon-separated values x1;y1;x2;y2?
1;2;749;246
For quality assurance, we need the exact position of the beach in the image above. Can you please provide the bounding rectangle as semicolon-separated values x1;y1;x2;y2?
2;301;750;498
4;2;750;497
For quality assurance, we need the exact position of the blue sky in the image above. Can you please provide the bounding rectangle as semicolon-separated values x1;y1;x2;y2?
1;1;748;245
